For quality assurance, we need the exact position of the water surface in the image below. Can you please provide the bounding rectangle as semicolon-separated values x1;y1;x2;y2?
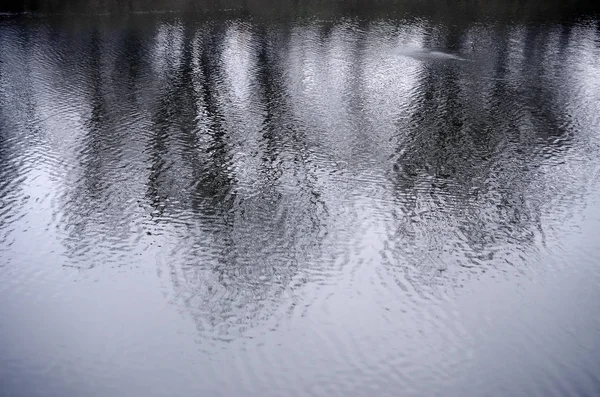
1;3;600;396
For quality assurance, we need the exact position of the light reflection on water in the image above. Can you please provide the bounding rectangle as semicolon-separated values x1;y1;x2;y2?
0;8;599;397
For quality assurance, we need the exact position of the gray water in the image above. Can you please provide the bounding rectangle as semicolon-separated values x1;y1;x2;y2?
1;4;600;397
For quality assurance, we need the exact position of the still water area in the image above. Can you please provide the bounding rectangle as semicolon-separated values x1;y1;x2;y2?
1;2;600;396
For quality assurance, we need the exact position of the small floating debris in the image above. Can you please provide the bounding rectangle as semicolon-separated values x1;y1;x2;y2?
397;48;468;62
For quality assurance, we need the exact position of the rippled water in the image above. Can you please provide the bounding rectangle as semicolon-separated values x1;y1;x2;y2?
1;4;600;397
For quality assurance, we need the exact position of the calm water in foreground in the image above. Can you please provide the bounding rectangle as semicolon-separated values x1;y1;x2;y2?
1;3;600;396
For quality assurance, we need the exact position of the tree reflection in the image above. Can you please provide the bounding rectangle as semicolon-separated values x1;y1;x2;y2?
57;27;154;267
160;24;328;340
0;13;596;339
386;22;579;291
